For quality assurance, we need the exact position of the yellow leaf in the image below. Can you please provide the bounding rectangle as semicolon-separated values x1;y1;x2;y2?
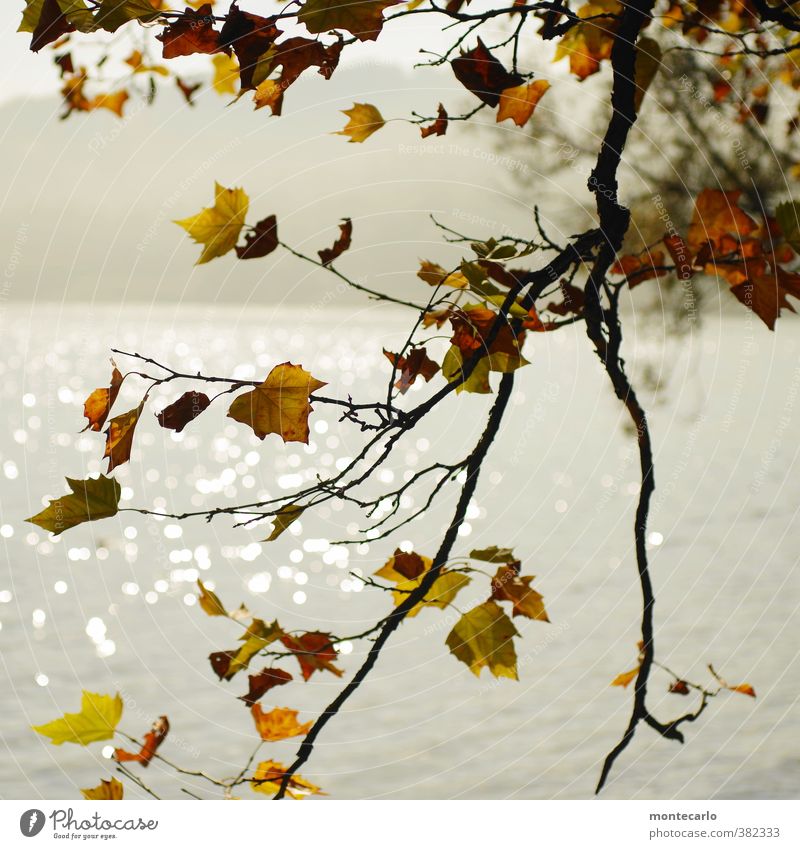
27;475;121;536
250;760;324;799
611;666;640;688
446;601;519;679
417;259;468;288
212;53;239;96
264;504;305;541
336;103;385;143
228;362;326;443
197;579;227;617
496;80;550;127
298;0;399;42
441;345;492;394
103;401;144;471
175;182;249;265
95;0;162;33
731;683;756;698
375;550;471;617
32;691;123;745
251;706;312;742
81;777;124;800
253;79;283;114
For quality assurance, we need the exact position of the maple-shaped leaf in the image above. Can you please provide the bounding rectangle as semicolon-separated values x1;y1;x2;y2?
32;691;123;745
611;666;639;688
81;777;124;800
552;1;621;80
375;549;470;617
236;215;279;259
103;401;144;471
27;475;121;536
298;0;400;42
175;182;249;264
250;760;324;798
211;53;239;95
156;391;211;433
420;103;448;138
446;601;519;679
94;0;163;33
219;2;280;89
239;667;293;707
264;504;305;541
228;362;326;443
251;705;312;742
197;579;227;617
157;5;224;58
114;716;169;767
490;563;549;621
281;632;343;680
266;36;343;98
336;104;385;143
662;233;694;280
611;249;666;287
496;80;550;127
452;39;523;107
253;79;284;114
176;77;202;106
687;188;758;256
383;347;440;393
441;346;491;394
82;360;123;432
209;619;284;680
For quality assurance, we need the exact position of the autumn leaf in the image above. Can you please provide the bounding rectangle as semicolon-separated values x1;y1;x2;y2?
228;362;326;443
452;38;523;106
210;619;284;680
239;667;293;707
95;0;163;33
318;218;352;264
175;182;249;264
336;103;385;143
103;400;144;471
730;683;757;698
218;3;280;90
375;549;470;617
81;777;124;800
82;360;123;432
383;347;440;393
662;233;694;280
490;563;549;622
253;79;284;114
298;0;399;42
441;346;491;394
775;200;800;252
251;706;312;742
197;579;227;617
156;391;211;433
417;259;467;288
250;760;324;798
446;601;519;679
420;103;448;138
470;546;516;564
668;679;690;695
634;37;662;113
176;77;201;105
544;280;585;316
32;691;123;745
236;215;279;259
611;667;639;688
611;250;666;287
20;0;93;53
687;188;758;256
211;53;239;95
553;1;621;80
114;716;169;766
496;80;550;127
27;475;121;536
265;504;305;541
157;5;223;59
281;632;343;680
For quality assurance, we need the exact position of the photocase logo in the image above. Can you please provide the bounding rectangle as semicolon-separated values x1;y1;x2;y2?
19;809;46;837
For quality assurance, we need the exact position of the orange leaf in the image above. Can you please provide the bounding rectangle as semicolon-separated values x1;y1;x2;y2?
280;632;343;681
251;706;312;742
82;361;123;432
611;666;639;688
496;80;550;127
114;716;169;767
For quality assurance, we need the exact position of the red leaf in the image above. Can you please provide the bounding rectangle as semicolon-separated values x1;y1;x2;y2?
239;667;293;707
114;716;169;767
318;219;352;265
280;632;344;681
420;103;448;138
452;39;523;107
236;215;279;260
157;5;224;59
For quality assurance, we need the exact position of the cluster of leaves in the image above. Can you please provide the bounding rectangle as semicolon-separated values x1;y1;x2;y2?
612;188;800;329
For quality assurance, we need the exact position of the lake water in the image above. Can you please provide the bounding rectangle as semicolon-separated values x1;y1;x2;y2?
0;302;798;800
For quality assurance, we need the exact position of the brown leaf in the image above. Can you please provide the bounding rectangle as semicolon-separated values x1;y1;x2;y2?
29;0;75;53
490;563;549;621
236;214;279;259
82;361;123;432
175;77;201;105
452;39;523;107
611;250;666;287
219;2;280;90
420;103;448;138
156;391;211;432
318;218;352;265
114;716;169;767
383;347;440;394
668;679;690;695
157;5;223;58
280;632;343;681
103;401;145;471
239;667;293;707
